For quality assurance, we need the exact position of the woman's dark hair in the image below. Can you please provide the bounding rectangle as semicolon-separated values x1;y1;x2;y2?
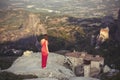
43;34;48;40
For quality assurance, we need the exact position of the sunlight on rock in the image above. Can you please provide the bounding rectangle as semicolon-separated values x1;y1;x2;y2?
23;50;33;57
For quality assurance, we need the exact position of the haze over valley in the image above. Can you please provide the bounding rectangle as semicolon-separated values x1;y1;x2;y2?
1;0;120;18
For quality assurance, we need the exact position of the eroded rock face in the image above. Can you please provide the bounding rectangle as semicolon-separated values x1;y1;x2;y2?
64;52;104;77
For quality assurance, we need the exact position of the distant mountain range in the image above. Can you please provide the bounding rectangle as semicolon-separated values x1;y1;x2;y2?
1;0;120;18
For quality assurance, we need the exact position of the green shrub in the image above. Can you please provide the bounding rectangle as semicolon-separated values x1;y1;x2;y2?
0;71;37;80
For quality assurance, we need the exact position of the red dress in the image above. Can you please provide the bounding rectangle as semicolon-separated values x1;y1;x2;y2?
41;39;48;68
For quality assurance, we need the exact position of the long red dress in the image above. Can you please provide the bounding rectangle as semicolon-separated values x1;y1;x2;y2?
41;39;48;68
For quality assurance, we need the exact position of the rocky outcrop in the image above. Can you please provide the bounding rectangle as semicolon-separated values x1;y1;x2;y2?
69;77;99;80
23;77;99;80
6;51;75;79
4;51;101;80
65;52;104;77
24;78;58;80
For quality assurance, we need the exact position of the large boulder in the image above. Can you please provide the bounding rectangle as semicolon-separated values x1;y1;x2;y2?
23;77;99;80
69;77;99;80
5;51;75;79
24;78;58;80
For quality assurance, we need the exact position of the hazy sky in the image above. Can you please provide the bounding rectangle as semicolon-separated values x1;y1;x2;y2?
0;0;10;8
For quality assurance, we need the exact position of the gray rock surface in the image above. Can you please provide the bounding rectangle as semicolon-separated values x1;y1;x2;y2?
24;77;99;80
4;51;101;80
24;78;58;80
69;77;99;80
103;65;111;73
6;51;75;79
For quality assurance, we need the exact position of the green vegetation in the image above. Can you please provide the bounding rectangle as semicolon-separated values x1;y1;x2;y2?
101;72;120;80
0;10;29;33
0;71;37;80
0;56;17;70
107;73;120;80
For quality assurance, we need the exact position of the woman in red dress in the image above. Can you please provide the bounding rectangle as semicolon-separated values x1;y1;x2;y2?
40;34;49;69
